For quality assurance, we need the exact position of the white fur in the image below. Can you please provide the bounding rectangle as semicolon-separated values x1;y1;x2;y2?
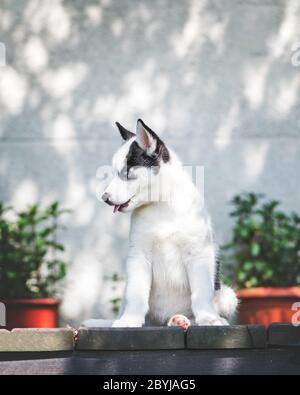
82;122;237;328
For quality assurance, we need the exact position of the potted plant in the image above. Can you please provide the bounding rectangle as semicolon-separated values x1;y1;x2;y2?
223;193;300;325
0;202;69;329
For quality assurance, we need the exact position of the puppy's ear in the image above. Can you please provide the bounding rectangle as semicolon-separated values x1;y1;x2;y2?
136;119;159;156
136;119;170;163
115;122;135;141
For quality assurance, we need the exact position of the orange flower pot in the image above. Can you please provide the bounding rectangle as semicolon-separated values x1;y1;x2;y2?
237;287;300;325
1;298;60;330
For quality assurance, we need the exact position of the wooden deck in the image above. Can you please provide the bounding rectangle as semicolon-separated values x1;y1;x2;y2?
0;324;299;375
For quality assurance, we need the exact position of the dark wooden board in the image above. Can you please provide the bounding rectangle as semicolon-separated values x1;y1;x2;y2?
0;348;300;375
187;325;266;349
268;323;300;347
76;327;185;350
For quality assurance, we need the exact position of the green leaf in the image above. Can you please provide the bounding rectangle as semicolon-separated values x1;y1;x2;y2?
243;261;253;271
251;242;260;257
238;272;246;282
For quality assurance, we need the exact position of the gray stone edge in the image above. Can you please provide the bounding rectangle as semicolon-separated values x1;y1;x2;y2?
0;328;74;352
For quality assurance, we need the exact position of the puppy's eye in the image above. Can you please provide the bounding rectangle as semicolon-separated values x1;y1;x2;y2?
117;168;136;181
127;168;137;180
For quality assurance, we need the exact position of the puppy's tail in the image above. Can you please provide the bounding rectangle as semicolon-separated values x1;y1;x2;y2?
214;284;238;320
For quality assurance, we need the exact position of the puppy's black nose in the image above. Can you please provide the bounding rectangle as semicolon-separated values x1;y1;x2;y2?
102;192;110;202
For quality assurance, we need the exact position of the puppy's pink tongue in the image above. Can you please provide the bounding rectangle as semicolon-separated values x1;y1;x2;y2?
113;205;120;213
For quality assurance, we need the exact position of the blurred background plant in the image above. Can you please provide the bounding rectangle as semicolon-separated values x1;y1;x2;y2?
0;202;70;299
222;192;300;289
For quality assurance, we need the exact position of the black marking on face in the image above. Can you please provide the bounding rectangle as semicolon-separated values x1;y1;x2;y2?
125;120;170;175
117;166;137;181
124;138;170;177
116;120;170;180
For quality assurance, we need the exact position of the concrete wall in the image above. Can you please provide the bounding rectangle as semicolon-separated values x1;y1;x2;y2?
0;0;300;325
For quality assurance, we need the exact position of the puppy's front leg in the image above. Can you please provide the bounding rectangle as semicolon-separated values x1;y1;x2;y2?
113;252;151;328
186;250;228;326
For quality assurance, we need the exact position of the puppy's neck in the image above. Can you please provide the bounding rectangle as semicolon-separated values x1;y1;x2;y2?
140;153;203;215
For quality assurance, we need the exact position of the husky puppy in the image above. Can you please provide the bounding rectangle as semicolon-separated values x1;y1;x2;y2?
83;119;237;329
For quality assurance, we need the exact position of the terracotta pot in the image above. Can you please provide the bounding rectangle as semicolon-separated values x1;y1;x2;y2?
1;298;60;330
237;287;300;325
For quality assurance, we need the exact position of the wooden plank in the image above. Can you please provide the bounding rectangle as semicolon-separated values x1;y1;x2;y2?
76;327;185;350
0;348;300;375
187;325;266;349
268;323;300;347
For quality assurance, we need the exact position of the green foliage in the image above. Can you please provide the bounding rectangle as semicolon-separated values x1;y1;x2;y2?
0;202;70;298
222;192;300;289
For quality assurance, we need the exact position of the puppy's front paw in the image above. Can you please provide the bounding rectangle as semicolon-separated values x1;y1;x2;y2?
168;314;191;331
195;312;229;326
112;317;144;328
